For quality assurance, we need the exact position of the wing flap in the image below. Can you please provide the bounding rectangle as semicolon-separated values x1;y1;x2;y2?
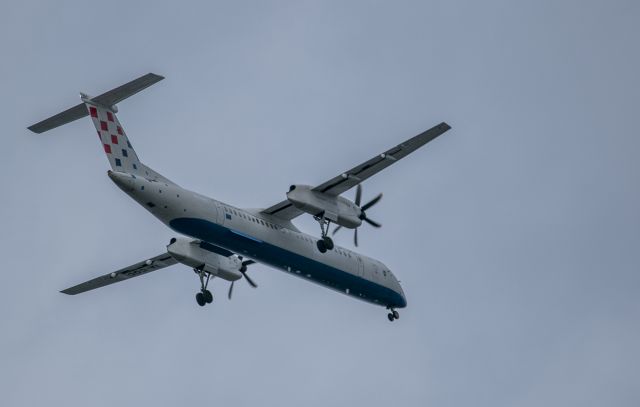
198;241;235;257
61;253;177;295
261;200;304;220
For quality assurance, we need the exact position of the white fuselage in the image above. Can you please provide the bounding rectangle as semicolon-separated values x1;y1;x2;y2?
108;171;407;309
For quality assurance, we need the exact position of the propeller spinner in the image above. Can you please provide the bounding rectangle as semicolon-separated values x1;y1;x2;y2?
332;184;382;246
228;257;257;299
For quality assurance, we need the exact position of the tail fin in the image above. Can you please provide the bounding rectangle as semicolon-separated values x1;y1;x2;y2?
28;73;173;183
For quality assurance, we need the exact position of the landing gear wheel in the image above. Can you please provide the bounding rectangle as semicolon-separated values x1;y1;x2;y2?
194;266;213;306
323;236;334;250
315;215;334;252
393;310;400;320
387;313;395;322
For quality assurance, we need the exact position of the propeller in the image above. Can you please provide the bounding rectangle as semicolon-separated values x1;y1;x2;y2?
228;257;257;299
332;184;382;246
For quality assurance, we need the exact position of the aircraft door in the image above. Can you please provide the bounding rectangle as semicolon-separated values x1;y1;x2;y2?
370;262;380;283
209;201;219;224
357;256;365;278
216;202;227;225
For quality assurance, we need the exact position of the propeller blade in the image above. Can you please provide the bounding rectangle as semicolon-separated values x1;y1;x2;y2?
364;217;382;228
333;186;382;247
243;272;258;288
240;260;255;272
361;193;383;211
228;281;234;300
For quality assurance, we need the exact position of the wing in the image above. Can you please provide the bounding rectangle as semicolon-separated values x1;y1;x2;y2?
261;200;305;221
262;122;451;220
60;253;177;295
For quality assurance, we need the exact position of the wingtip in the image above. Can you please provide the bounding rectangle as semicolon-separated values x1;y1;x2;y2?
148;72;165;81
27;123;48;134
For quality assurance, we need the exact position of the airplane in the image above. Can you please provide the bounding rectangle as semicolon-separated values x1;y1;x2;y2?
28;73;451;321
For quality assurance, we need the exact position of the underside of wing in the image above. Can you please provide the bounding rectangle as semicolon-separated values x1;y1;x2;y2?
261;199;304;221
261;122;451;221
60;253;177;295
313;122;451;197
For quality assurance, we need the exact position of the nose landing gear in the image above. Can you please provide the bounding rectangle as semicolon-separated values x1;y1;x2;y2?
315;216;335;253
387;308;400;322
194;265;214;307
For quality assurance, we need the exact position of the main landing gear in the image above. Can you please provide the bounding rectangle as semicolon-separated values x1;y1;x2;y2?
387;308;400;322
315;216;335;254
194;265;214;307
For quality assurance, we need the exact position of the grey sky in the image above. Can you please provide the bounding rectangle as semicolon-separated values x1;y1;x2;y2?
1;1;639;406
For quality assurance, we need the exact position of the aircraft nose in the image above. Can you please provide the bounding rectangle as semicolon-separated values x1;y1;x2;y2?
397;285;407;308
393;279;407;308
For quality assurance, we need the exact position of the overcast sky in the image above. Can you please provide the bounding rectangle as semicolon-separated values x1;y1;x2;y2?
1;1;639;406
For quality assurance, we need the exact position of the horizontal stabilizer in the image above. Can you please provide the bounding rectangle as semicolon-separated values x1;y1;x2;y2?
28;103;88;134
91;73;164;108
27;73;164;134
61;253;177;295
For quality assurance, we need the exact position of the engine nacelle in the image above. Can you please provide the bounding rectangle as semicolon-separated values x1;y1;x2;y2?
286;185;362;228
167;238;242;281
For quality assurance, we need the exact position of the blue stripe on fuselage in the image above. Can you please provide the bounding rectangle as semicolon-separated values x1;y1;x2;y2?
169;217;406;308
229;229;263;243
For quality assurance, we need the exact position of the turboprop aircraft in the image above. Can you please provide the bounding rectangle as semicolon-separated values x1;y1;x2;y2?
28;73;451;321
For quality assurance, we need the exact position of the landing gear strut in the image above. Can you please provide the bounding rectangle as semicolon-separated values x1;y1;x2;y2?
194;265;213;307
387;308;400;322
315;215;335;253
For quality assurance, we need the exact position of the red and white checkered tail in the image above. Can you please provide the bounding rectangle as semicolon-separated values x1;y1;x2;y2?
86;103;142;173
28;73;174;184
